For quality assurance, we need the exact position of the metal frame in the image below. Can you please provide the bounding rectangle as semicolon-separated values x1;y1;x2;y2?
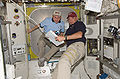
99;14;120;75
22;0;83;3
0;21;11;79
26;3;81;8
6;22;13;64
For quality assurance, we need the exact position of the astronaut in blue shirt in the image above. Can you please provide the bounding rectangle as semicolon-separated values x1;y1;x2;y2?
28;10;65;66
40;17;64;33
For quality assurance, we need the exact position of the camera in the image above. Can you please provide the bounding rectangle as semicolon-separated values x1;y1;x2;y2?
55;31;60;35
108;26;120;39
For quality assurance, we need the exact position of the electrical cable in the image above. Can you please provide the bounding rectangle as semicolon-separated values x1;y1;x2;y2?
10;0;43;33
83;59;92;79
9;1;47;79
10;1;30;79
9;1;41;79
10;1;45;55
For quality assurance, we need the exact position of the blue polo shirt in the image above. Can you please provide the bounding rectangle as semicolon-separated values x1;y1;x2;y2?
40;17;65;33
65;21;86;46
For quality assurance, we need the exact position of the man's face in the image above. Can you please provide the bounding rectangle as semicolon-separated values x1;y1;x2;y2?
53;15;61;24
67;17;76;25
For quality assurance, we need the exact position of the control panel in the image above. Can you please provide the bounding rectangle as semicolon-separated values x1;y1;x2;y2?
12;45;25;55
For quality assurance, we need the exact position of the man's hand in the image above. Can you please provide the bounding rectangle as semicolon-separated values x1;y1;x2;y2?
27;25;39;34
55;36;65;42
27;29;32;34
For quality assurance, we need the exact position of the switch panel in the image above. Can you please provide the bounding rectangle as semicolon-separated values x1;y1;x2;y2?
12;45;25;55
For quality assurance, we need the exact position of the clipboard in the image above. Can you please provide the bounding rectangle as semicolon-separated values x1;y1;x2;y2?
45;30;64;46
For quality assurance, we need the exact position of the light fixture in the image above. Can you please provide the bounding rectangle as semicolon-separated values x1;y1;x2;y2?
41;3;48;7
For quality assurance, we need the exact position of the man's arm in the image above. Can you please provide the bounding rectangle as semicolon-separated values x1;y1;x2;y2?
56;31;83;42
28;24;40;34
59;21;65;36
66;31;83;40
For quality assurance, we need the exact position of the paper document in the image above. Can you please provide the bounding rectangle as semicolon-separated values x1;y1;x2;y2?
45;30;64;46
